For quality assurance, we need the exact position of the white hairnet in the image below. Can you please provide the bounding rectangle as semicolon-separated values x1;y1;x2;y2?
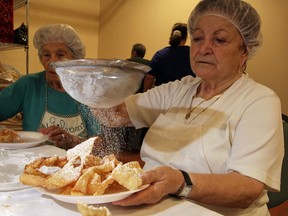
188;0;262;59
33;24;85;59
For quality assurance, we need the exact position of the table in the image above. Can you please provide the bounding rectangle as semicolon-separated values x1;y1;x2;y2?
0;145;223;216
0;188;223;216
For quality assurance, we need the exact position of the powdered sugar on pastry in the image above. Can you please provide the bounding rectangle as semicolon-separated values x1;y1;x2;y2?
41;137;97;189
20;136;144;195
67;137;97;162
111;161;143;190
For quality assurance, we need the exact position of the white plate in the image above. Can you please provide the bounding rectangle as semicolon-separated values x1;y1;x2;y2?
36;184;149;204
0;131;48;149
0;145;66;191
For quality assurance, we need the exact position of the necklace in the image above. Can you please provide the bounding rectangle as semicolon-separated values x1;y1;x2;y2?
185;95;221;121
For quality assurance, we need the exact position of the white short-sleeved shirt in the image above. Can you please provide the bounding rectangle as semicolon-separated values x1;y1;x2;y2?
125;74;284;216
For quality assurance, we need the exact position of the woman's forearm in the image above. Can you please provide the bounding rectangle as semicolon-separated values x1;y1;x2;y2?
188;172;264;208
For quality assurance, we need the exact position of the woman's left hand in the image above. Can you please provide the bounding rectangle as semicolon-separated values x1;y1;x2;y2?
39;126;76;149
113;166;184;206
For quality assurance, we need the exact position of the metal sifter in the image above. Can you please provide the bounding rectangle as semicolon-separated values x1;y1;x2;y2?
51;59;150;108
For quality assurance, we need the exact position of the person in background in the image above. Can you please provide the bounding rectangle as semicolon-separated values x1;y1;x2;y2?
143;22;195;92
0;24;101;149
127;43;151;93
92;0;284;215
127;43;150;66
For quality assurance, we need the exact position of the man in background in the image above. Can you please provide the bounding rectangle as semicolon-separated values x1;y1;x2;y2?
127;43;150;67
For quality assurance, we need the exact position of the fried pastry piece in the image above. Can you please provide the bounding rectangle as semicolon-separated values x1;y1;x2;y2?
90;175;115;195
67;137;98;161
20;137;97;189
19;173;47;187
42;156;83;189
84;155;102;169
77;202;112;216
111;161;143;191
23;156;67;178
71;166;115;196
43;137;97;189
71;166;101;195
0;128;23;143
104;181;127;194
19;155;67;187
60;184;74;195
95;154;121;173
71;154;124;195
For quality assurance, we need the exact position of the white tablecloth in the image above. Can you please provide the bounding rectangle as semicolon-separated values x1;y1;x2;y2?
0;188;223;216
0;145;222;216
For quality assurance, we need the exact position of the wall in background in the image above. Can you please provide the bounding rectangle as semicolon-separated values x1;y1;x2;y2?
0;0;287;115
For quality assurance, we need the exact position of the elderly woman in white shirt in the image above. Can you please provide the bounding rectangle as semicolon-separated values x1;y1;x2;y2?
92;0;284;215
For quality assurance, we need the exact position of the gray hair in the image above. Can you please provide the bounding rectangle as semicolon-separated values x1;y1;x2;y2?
33;24;85;59
188;0;262;60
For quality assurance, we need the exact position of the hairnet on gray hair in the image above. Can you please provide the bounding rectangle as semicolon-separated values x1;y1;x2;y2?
188;0;262;59
33;24;86;59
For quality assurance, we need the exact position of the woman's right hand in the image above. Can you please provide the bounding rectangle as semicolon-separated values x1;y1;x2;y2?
113;166;184;206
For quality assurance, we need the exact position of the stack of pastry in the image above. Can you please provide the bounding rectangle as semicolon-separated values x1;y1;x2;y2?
19;137;144;195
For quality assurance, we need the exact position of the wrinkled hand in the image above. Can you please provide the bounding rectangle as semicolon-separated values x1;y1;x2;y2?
113;166;184;206
39;126;76;149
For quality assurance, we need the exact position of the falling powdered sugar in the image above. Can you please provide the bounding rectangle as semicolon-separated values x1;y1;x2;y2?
79;104;132;157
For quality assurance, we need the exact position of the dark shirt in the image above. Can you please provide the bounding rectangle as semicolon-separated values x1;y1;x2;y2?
149;45;195;86
127;57;150;66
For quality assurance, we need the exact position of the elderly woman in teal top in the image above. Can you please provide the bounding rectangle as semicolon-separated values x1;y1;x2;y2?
0;24;101;149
